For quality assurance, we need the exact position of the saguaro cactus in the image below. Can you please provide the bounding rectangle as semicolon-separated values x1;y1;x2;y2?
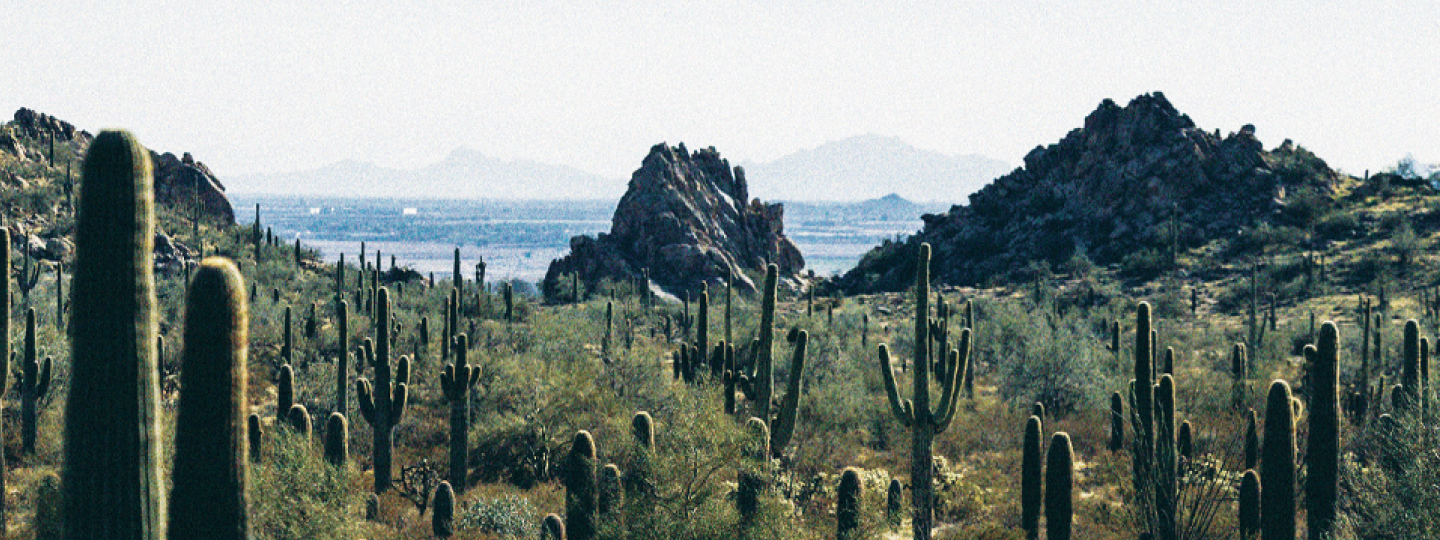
433;481;455;538
1261;381;1296;540
837;468;862;540
336;300;349;419
324;412;348;466
1239;469;1260;539
543;514;565;540
1021;416;1042;540
441;333;480;492
277;363;295;419
747;264;809;457
565;431;598;540
1155;375;1177;540
1131;303;1156;507
877;244;969;540
1109;391;1125;452
248;414;264;463
168;258;250;540
64;130;166;539
1400;319;1420;412
21;308;52;454
357;288;410;493
1306;322;1339;540
598;464;623;516
1045;432;1074;540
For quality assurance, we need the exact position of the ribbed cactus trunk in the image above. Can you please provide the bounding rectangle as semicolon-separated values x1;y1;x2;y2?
63;130;166;539
1132;303;1155;511
22;308;52;454
324;412;348;466
836;468;861;540
358;288;409;494
1021;416;1042;540
1155;375;1177;540
0;230;9;535
1239;470;1261;539
1261;381;1296;540
1045;433;1074;540
1306;323;1339;540
441;333;479;492
168;258;250;539
1401;319;1420;412
877;244;968;540
433;481;455;538
755;265;777;423
336;300;349;420
1109;391;1124;452
565;431;598;540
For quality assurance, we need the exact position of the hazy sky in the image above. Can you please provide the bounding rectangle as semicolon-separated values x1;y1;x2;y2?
3;1;1436;183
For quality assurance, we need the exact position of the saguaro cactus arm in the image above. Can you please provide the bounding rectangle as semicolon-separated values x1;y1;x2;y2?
877;344;914;427
933;329;972;432
768;330;807;455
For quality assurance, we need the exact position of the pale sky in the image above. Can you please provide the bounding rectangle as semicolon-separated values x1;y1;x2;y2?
3;1;1436;184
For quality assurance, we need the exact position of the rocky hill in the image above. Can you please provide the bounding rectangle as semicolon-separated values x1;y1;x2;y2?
2;108;236;226
544;143;804;300
836;92;1345;292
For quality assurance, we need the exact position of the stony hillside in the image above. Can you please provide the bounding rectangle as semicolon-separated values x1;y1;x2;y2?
836;93;1346;293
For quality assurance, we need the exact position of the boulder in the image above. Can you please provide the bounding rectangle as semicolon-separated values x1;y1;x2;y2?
544;143;804;300
150;150;237;226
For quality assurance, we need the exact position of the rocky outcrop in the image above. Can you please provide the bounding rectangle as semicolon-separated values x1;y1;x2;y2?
837;92;1342;292
151;150;236;225
544;143;804;300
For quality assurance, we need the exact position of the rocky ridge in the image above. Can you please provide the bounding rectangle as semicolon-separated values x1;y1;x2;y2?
544;143;804;299
837;92;1344;292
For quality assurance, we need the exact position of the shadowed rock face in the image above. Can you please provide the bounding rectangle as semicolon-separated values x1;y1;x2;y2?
837;92;1341;293
545;143;803;299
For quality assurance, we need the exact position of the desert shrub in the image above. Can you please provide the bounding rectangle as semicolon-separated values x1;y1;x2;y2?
1314;210;1363;240
1341;414;1440;538
457;494;537;539
1119;248;1171;279
251;428;364;540
989;303;1107;418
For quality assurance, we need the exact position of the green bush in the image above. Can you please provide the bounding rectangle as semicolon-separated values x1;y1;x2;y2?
458;494;538;539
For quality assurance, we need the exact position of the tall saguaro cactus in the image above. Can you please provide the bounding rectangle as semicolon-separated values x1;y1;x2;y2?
1306;322;1339;540
21;308;52;454
1045;433;1075;540
877;243;969;540
748;264;809;457
440;333;480;492
357;287;410;493
336;300;349;420
169;258;250;540
1021;416;1042;540
64;130;166;539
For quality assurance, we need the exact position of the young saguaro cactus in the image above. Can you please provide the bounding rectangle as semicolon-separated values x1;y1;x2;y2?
877;244;970;540
565;431;598;540
1109;391;1125;452
1239;469;1260;539
1306;322;1339;540
168;257;251;540
1045;432;1075;540
440;333;481;492
21;308;52;455
64;130;167;539
277;363;295;419
433;481;455;538
324;412;348;466
1021;416;1042;540
1261;381;1296;540
836;467;862;540
357;287;410;493
1400;319;1421;412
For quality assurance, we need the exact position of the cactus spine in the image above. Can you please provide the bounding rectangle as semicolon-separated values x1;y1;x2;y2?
324;412;348;466
1021;416;1042;540
1306;322;1339;540
877;244;968;540
1261;381;1296;540
441;333;480;492
1045;432;1074;540
357;287;410;493
837;468;862;540
21;308;52;454
63;130;166;539
565;431;598;540
433;481;455;538
168;258;250;539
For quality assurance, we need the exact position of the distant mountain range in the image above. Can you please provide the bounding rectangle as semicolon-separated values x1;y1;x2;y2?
741;134;1012;204
227;134;1010;203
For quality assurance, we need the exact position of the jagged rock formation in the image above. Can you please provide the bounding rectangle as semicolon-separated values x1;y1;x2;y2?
544;143;804;299
837;92;1342;292
3;108;236;226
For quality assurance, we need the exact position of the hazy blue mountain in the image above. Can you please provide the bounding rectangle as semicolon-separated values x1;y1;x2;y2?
228;148;627;199
742;134;1012;203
